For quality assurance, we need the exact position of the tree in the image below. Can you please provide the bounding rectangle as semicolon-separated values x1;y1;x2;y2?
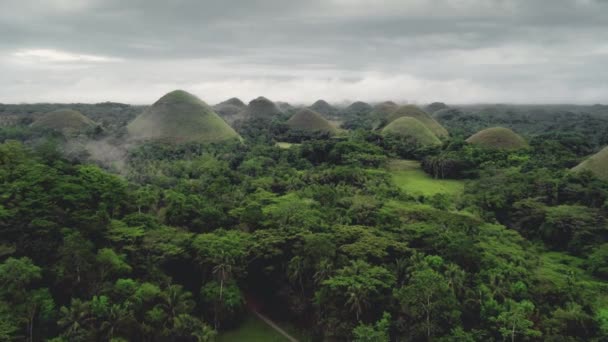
352;312;391;342
496;299;541;342
394;268;460;340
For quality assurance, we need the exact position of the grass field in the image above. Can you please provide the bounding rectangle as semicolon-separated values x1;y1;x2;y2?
387;159;464;196
217;313;289;342
276;142;299;149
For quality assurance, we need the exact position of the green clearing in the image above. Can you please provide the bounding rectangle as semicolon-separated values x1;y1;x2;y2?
387;159;464;196
216;313;289;342
276;142;298;149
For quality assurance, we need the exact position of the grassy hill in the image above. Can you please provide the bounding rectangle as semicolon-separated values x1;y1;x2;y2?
214;98;247;124
309;100;337;117
31;109;96;135
341;101;373;117
466;127;527;150
386;105;449;138
127;90;241;143
287;108;337;134
381;117;441;146
240;97;283;121
370;101;399;129
572;146;608;181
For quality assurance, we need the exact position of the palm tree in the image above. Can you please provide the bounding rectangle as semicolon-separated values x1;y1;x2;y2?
160;285;195;325
345;284;369;322
313;259;334;285
57;299;92;341
212;251;233;301
287;256;306;294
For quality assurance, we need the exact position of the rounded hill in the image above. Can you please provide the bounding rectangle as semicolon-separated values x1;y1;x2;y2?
309;100;337;117
387;105;449;138
214;97;247;123
287;109;337;134
572;146;608;181
127;90;240;143
342;101;373;116
466;127;527;150
240;96;283;120
31;109;96;135
381;117;441;146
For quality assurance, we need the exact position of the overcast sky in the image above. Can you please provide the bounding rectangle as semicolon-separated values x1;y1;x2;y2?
1;0;607;105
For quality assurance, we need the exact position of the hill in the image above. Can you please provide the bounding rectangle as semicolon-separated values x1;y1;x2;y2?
127;90;240;143
341;101;373;117
286;108;337;134
370;101;400;129
214;98;246;124
381;117;441;146
240;97;283;121
572;146;608;181
309;100;337;117
387;105;449;137
466;127;527;150
425;102;448;113
31;109;96;135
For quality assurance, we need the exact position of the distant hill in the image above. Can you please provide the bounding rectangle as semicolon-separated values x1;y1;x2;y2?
370;101;399;129
214;98;246;124
31;109;96;135
572;146;608;181
425;102;448;113
387;105;449;138
309;100;337;117
276;102;295;112
466;127;527;150
381;117;441;146
239;97;283;121
127;90;240;143
341;101;373;117
287;108;337;134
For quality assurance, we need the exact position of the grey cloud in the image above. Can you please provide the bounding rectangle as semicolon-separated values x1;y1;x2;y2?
0;0;607;104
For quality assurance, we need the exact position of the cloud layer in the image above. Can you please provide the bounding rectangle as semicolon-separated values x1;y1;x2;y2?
1;0;607;104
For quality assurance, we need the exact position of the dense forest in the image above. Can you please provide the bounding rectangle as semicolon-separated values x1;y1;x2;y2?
0;99;607;342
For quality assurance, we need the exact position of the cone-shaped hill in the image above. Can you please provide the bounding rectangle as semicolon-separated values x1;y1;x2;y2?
572;146;608;181
276;102;294;112
213;97;247;124
31;109;96;135
127;90;240;143
386;105;449;138
370;101;399;129
466;127;527;150
309;100;337;117
381;117;441;146
426;102;448;113
240;96;283;120
287;109;337;135
341;101;373;116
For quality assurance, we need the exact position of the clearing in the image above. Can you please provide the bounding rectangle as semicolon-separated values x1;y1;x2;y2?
387;159;464;196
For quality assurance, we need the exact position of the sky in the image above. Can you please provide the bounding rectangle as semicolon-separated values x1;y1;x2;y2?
1;0;607;105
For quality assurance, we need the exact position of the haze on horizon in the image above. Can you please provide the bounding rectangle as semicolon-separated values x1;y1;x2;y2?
1;0;607;105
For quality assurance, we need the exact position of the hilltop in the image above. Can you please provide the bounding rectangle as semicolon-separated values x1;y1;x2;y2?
387;105;449;138
214;97;246;124
381;117;441;146
572;146;608;181
466;127;527;150
127;90;240;143
341;101;373;117
370;101;400;129
287;108;337;134
31;109;96;135
239;97;283;121
309;100;337;117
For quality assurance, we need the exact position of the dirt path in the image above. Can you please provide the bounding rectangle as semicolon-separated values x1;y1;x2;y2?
250;309;299;342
